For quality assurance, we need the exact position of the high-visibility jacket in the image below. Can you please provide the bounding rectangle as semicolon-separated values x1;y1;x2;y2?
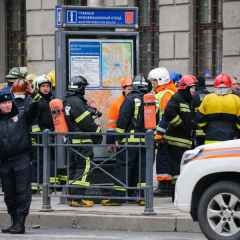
197;93;240;142
116;90;145;144
107;94;125;130
64;92;102;144
154;82;176;122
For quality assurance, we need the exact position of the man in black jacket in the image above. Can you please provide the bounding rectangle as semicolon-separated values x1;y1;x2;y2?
31;75;56;188
64;75;102;207
113;75;150;205
0;91;35;234
156;75;197;196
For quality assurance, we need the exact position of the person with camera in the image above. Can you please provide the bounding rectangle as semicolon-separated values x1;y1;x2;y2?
64;75;102;207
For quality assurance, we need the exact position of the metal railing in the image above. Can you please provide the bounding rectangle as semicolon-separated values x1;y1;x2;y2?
31;130;155;215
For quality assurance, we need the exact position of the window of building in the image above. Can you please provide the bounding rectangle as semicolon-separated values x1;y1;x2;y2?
194;0;223;80
6;0;26;69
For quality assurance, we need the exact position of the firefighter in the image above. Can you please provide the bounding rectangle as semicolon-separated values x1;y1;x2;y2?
101;77;133;206
64;75;102;207
30;75;55;190
197;73;240;144
147;67;176;196
0;91;37;234
155;75;197;194
113;75;150;205
106;76;133;149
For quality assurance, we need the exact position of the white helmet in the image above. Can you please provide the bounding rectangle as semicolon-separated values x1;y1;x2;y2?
35;74;51;89
147;67;170;86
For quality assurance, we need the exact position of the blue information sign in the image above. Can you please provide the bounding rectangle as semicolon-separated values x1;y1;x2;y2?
55;6;138;28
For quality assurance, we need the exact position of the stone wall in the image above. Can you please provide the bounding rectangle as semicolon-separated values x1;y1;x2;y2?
26;0;57;75
222;0;240;78
158;0;192;74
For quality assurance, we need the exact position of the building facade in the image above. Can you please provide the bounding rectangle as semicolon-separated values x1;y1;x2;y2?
0;0;240;82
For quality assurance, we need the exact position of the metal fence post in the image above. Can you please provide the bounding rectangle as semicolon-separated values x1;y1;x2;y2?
143;130;156;215
41;129;53;211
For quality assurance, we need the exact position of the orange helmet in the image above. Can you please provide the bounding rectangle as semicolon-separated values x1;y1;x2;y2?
214;73;232;88
177;75;197;90
11;79;28;94
120;76;132;88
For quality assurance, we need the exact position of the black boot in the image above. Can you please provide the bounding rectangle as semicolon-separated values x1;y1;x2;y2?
9;215;26;234
1;215;16;233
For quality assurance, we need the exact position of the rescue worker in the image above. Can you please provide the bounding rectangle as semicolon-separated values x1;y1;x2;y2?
106;76;133;148
64;75;102;207
155;75;197;194
0;91;36;234
147;67;176;196
101;77;133;206
114;75;150;205
197;73;240;144
31;75;55;190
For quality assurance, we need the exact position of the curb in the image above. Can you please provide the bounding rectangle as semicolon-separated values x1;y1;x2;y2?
0;212;201;233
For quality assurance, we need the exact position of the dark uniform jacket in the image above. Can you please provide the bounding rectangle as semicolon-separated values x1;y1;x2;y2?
0;104;33;160
116;90;145;143
157;91;195;149
64;92;102;144
31;92;54;131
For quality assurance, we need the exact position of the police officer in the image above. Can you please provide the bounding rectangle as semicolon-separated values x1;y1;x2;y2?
64;75;102;207
155;75;198;195
0;91;36;234
114;75;150;205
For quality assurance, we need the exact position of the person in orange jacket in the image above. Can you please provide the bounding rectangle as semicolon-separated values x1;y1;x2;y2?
101;77;132;206
106;76;133;149
147;67;177;197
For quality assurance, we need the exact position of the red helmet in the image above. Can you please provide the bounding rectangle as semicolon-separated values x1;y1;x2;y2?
11;79;28;94
214;73;232;88
177;75;197;90
120;76;132;88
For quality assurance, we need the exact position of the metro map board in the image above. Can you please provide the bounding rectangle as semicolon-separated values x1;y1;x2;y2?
62;7;138;28
68;39;134;89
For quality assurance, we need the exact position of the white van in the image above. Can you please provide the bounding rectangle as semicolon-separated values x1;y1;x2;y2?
174;139;240;240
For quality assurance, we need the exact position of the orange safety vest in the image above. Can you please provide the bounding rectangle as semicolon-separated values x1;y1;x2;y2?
155;81;176;119
107;94;125;130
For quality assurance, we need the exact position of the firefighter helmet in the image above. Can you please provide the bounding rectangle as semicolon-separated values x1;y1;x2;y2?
214;73;232;88
35;75;52;89
133;74;149;93
11;79;28;94
147;67;170;86
178;75;197;90
70;75;89;89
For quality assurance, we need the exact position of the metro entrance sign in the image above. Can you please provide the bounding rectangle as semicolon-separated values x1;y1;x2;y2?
55;5;138;28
